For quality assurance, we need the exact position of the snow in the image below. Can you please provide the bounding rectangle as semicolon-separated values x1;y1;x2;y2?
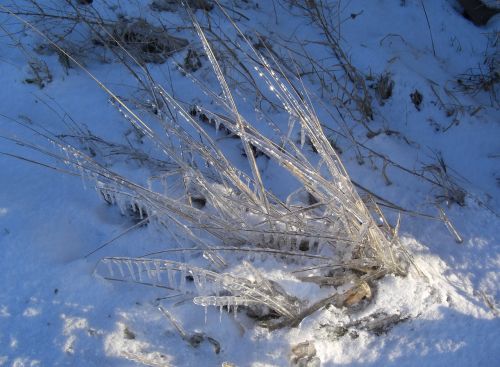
1;0;499;366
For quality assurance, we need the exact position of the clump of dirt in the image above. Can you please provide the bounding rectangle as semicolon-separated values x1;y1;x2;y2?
290;341;321;367
410;89;423;111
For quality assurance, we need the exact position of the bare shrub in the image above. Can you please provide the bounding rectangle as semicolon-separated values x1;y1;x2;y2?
410;89;423;111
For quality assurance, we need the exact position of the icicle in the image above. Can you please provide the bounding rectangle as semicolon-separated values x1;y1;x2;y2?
219;304;223;322
262;232;268;246
167;268;176;289
200;272;208;294
204;306;208;324
144;261;154;280
259;233;266;246
226;296;239;317
266;233;273;247
107;192;115;205
154;261;162;282
179;266;187;292
276;235;283;248
113;259;125;278
136;262;143;282
300;127;306;148
126;260;136;281
192;272;203;294
296;235;303;250
268;233;274;247
312;237;320;251
215;119;221;133
104;259;114;277
116;196;127;215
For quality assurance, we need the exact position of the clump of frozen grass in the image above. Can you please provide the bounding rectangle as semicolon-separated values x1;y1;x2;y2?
1;1;411;328
456;32;499;108
96;18;189;64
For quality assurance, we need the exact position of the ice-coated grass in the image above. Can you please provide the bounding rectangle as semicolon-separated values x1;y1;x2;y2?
0;0;411;328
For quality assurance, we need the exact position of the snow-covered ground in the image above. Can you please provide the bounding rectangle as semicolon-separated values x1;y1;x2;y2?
0;1;499;366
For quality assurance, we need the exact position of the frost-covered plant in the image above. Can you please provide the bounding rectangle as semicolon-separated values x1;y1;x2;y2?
1;1;411;328
456;32;499;107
